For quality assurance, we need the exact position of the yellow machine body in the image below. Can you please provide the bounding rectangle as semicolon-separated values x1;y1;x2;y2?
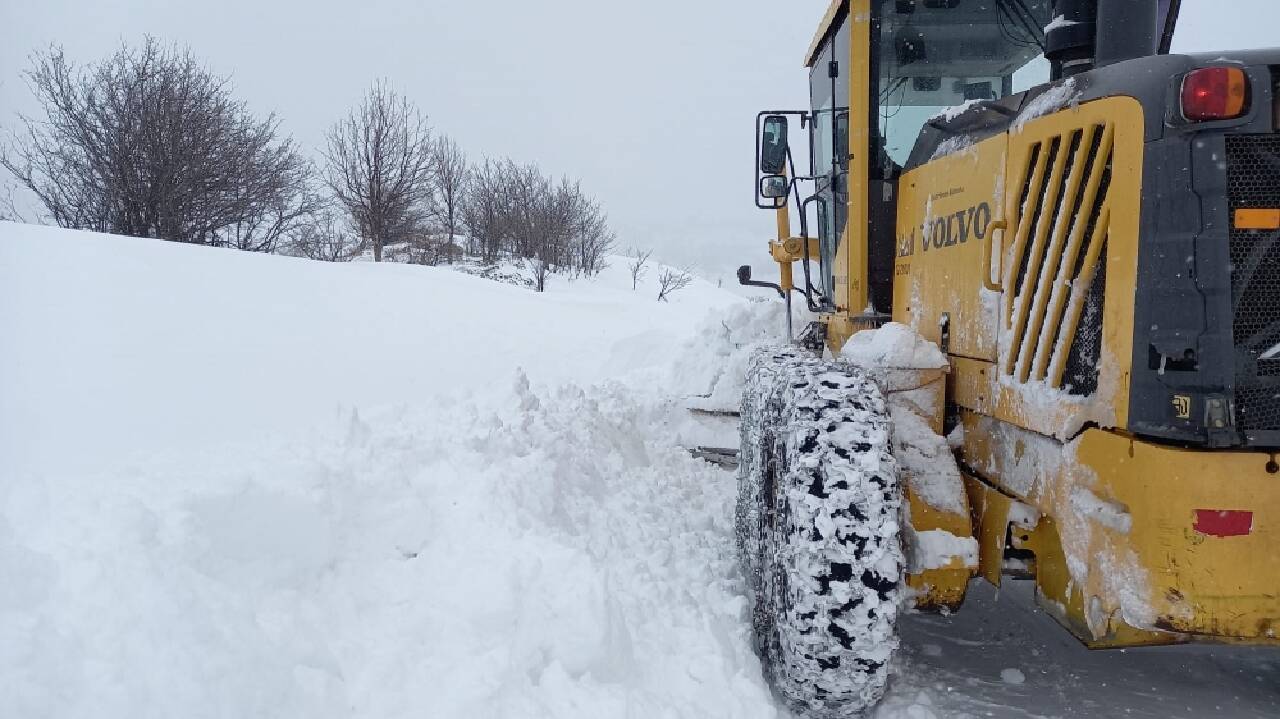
762;0;1280;647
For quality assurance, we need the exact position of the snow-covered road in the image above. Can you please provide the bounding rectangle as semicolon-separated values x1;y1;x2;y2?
2;222;1278;718
882;581;1280;718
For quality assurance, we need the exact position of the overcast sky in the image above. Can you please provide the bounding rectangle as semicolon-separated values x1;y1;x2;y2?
2;0;1277;280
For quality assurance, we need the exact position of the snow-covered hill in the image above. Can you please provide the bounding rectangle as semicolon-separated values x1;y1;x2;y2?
2;222;1277;719
0;221;787;718
0;224;737;477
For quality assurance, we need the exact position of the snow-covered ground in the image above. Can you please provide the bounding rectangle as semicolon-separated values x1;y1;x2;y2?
885;581;1280;719
0;224;744;478
2;221;1278;718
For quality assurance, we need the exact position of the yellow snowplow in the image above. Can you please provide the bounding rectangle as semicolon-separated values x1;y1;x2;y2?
736;1;1280;715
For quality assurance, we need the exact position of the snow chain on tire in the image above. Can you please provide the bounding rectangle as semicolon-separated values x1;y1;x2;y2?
736;346;903;718
796;321;828;356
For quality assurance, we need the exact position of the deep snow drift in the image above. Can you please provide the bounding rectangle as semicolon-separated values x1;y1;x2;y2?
2;222;1278;718
0;222;780;718
0;223;738;477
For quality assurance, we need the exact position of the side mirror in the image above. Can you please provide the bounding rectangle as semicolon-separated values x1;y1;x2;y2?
759;175;789;199
759;115;789;175
737;264;753;284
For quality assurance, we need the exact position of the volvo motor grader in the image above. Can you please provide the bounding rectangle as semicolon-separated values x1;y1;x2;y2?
735;0;1280;715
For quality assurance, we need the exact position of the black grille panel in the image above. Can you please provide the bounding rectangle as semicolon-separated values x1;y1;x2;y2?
1002;123;1113;392
1062;243;1106;396
1226;135;1280;432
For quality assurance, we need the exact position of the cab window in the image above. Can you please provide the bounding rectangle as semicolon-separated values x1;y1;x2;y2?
876;0;1053;167
809;12;852;302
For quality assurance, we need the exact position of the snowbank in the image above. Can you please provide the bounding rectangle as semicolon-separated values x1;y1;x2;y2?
672;297;810;412
0;223;736;477
0;377;779;718
0;222;772;718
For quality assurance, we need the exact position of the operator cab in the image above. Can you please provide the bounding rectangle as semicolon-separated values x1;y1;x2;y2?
761;0;1181;315
806;1;1053;313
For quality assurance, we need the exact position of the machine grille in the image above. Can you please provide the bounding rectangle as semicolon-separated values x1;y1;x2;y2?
1002;122;1114;395
1226;134;1280;432
1060;243;1106;396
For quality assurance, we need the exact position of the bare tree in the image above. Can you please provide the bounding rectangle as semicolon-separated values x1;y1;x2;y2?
221;171;323;253
460;157;615;280
460;158;507;262
627;248;652;290
502;160;558;261
0;184;23;223
563;181;614;276
460;159;550;265
529;257;552;293
0;38;314;251
657;267;693;302
322;80;433;262
429;135;467;263
287;207;360;262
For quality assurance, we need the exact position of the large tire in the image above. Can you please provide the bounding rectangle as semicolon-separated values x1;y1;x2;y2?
736;347;903;718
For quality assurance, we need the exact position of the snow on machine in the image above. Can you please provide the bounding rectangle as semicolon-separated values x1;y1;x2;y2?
736;1;1280;715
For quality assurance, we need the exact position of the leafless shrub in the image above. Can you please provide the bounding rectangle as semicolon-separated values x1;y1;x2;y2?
460;158;507;263
288;208;360;262
529;257;552;293
657;266;693;302
322;80;434;262
627;248;652;290
0;184;24;223
459;158;614;286
556;177;614;276
0;38;314;251
429;135;467;264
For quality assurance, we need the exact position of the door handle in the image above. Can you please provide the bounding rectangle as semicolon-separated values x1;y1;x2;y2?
982;219;1008;293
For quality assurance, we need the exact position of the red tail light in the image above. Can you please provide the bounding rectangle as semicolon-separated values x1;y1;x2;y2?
1181;67;1249;121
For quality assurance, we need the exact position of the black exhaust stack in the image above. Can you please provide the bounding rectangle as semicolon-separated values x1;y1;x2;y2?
1046;0;1162;80
1045;0;1097;80
1096;1;1159;68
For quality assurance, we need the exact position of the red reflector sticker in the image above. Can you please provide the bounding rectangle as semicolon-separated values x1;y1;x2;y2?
1193;510;1254;537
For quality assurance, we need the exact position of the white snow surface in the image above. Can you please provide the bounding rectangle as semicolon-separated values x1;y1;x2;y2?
931;99;982;124
1069;487;1133;534
0;223;766;718
999;667;1027;686
906;529;979;573
3;222;1278;718
842;324;973;578
930;135;976;161
890;405;967;517
0;223;735;477
1011;78;1080;132
676;298;813;416
1043;15;1079;33
840;322;948;370
841;324;955;509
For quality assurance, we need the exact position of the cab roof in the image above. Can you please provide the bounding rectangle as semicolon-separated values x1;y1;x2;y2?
804;0;846;68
